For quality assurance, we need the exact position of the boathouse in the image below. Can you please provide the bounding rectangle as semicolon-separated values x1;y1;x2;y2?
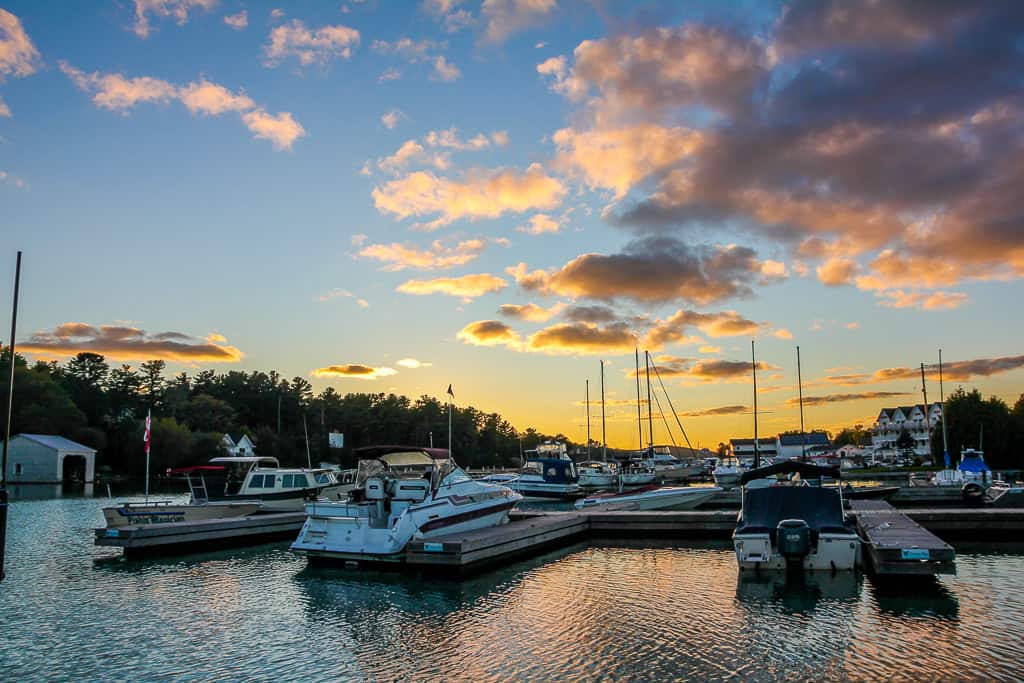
6;434;97;483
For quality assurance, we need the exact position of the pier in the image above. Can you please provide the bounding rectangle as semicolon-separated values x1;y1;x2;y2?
851;500;956;575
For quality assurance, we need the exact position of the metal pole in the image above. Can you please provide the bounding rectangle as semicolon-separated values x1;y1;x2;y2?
920;363;929;461
600;360;607;462
2;251;23;582
797;345;806;462
939;349;950;468
585;379;591;460
448;396;453;463
752;339;759;469
303;413;312;469
645;350;653;454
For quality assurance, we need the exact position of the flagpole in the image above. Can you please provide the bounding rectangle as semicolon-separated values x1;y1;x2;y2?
447;385;454;464
1;251;23;583
145;408;151;503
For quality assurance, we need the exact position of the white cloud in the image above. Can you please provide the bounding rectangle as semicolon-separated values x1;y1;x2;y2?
432;55;461;81
481;0;556;44
264;20;360;67
223;10;248;30
130;0;217;38
381;108;403;129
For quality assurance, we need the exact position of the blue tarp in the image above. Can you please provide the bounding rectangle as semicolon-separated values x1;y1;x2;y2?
959;455;990;473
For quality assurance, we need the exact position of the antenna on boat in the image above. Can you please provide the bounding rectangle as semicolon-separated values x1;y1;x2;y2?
1;250;22;583
303;412;312;470
797;345;807;462
752;339;759;469
645;350;654;456
586;379;591;460
939;349;950;468
600;360;607;463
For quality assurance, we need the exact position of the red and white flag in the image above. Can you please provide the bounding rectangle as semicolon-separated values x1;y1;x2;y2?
144;409;151;456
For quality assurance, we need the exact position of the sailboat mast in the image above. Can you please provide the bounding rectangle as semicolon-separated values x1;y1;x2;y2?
586;379;591;460
645;350;654;454
752;339;759;469
939;349;950;467
797;345;807;462
635;349;643;451
600;360;607;462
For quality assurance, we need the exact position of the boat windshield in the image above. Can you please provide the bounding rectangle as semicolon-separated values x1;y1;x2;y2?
436;462;472;488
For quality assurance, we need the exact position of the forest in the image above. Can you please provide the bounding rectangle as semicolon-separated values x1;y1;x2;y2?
0;349;576;474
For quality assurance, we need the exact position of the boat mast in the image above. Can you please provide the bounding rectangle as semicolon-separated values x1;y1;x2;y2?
797;345;807;462
645;350;654;456
635;349;643;451
752;339;759;469
939;349;950;468
586;379;591;460
919;363;929;464
600;360;607;462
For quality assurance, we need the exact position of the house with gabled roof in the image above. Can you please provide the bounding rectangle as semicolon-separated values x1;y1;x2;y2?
871;403;942;459
222;433;256;456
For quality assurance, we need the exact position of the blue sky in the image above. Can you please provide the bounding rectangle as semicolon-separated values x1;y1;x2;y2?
2;1;1023;449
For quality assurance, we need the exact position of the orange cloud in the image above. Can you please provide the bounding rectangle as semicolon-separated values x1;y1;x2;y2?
876;290;969;311
498;302;565;322
313;364;397;380
457;320;521;347
874;354;1024;383
223;10;247;30
680;404;748;417
516;213;561;235
21;322;243;362
130;0;216;39
358;238;487;271
816;257;860;286
397;273;507;299
787;391;912;407
526;322;637;355
645;309;765;348
372;163;566;229
481;0;556;44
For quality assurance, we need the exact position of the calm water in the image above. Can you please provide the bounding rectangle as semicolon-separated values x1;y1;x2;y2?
2;488;1024;682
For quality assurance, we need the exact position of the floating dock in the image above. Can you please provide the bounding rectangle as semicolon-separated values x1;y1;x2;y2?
94;512;306;555
851;500;956;575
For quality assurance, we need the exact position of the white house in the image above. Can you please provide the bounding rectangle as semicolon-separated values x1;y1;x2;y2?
6;434;96;483
776;432;832;461
871;404;942;459
727;438;779;465
222;433;256;456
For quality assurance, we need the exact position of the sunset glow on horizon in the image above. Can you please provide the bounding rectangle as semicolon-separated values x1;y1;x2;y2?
3;1;1023;449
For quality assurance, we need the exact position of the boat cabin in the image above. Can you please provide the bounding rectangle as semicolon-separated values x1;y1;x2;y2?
521;457;579;483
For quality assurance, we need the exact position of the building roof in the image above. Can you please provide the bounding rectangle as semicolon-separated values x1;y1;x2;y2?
15;434;97;453
729;438;778;448
778;432;831;447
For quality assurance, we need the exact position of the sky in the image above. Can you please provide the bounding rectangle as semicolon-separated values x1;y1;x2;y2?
1;0;1023;450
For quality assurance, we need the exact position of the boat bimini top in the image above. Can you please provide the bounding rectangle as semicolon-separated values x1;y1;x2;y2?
739;461;840;486
353;446;466;492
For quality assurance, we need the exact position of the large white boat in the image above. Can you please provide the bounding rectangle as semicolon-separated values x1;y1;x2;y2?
577;460;618;488
575;485;720;511
713;456;744;490
619;458;657;486
170;456;355;512
291;446;522;563
733;462;860;572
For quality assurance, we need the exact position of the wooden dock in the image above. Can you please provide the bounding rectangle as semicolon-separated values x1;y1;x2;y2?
94;512;307;555
851;500;956;575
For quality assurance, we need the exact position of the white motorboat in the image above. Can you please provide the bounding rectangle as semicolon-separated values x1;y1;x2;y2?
642;450;703;482
575;485;721;511
619;459;657;486
170;456;356;512
100;499;262;528
733;462;860;572
577;460;618;488
713;456;744;490
513;444;583;499
930;448;992;486
291;446;522;563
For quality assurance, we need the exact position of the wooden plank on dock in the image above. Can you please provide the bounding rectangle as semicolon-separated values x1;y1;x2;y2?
851;500;955;576
586;510;737;537
406;512;588;568
94;512;306;551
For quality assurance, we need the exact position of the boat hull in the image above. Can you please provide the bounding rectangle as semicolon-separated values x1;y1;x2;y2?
734;531;860;571
206;483;352;511
578;472;618;488
619;473;656;486
576;487;720;511
101;501;262;528
713;472;741;490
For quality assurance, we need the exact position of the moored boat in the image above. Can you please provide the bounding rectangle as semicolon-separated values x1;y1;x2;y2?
713;456;743;490
575;484;720;511
290;446;522;563
577;460;618;488
733;461;860;571
100;499;263;528
512;444;583;499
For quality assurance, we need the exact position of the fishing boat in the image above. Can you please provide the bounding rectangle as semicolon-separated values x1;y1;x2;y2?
512;442;583;499
575;484;720;511
169;456;355;512
100;499;262;528
290;446;522;563
733;461;860;571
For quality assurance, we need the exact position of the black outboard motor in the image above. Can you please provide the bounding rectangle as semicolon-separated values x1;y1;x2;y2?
962;482;986;506
777;519;811;569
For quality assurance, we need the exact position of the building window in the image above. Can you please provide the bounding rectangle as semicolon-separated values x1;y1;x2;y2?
14;463;23;475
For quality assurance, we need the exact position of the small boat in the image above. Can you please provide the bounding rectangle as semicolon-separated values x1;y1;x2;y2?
984;481;1024;507
291;446;522;563
512;443;583;499
713;456;744;490
100;499;262;528
619;459;657;486
733;461;860;571
169;456;356;512
575;485;721;511
931;448;992;486
577;460;618;488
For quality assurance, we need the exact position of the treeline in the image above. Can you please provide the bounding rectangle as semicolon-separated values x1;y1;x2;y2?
0;350;576;474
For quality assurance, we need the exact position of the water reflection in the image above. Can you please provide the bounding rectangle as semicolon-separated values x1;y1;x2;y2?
735;570;862;611
870;575;961;619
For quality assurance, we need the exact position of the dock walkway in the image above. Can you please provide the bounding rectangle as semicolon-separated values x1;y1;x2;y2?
851;500;955;575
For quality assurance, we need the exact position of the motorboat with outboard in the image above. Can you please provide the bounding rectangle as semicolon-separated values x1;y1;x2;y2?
290;446;522;563
169;456;355;512
575;484;720;511
512;443;583;499
733;461;860;571
100;498;262;528
577;460;618;488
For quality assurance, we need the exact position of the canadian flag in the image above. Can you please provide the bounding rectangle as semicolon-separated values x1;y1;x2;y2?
144;409;151;456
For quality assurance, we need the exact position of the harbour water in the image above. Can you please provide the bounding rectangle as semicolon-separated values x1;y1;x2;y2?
2;488;1024;682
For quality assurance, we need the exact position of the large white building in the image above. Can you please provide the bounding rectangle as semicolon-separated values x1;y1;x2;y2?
727;438;779;465
6;434;96;483
872;404;942;459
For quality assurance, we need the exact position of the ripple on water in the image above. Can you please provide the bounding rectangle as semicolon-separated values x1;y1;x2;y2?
2;495;1024;682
